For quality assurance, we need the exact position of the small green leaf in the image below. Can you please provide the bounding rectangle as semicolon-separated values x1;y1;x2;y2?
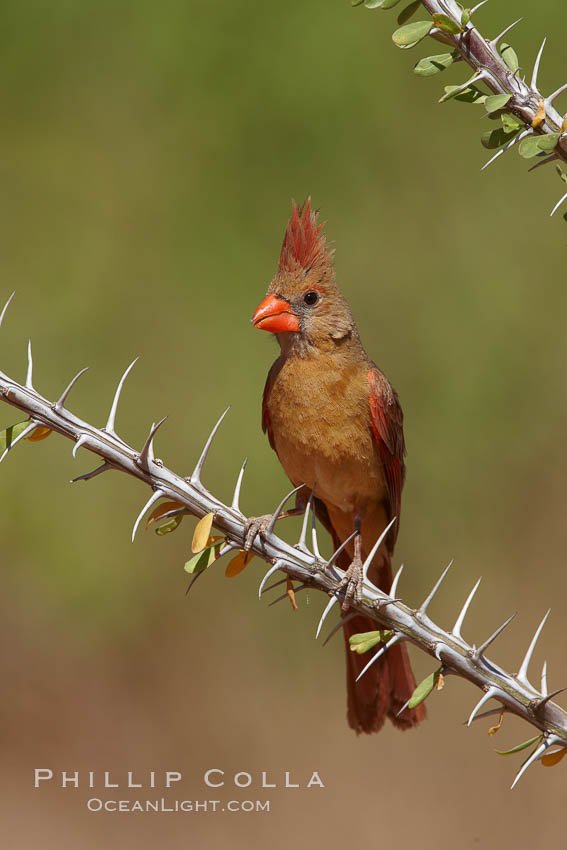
397;0;421;25
414;52;454;76
155;513;184;536
519;133;560;158
363;0;382;6
481;127;518;150
184;548;211;575
392;20;433;49
461;8;471;26
537;132;560;153
556;165;567;184
184;541;224;574
349;630;392;654
351;0;365;6
442;85;485;104
518;136;541;159
408;667;442;709
0;420;30;452
484;93;512;114
432;12;463;34
495;735;542;756
500;42;519;72
501;112;524;133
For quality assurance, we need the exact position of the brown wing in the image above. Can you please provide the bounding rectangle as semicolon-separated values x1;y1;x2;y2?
367;367;406;551
261;359;280;451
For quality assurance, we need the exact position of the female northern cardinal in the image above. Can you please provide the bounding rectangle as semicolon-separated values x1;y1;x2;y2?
249;199;425;734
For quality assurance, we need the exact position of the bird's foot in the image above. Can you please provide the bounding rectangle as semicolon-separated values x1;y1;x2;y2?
244;514;273;552
338;556;364;611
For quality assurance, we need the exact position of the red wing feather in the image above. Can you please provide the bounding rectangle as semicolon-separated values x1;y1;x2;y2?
261;360;280;451
367;368;406;549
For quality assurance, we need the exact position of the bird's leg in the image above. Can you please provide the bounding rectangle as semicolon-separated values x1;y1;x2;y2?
244;507;305;552
338;518;363;611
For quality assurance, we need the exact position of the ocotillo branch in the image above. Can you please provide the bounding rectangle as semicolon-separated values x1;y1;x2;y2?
358;0;567;216
0;292;566;789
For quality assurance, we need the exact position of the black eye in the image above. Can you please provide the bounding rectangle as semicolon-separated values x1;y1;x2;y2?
303;291;319;307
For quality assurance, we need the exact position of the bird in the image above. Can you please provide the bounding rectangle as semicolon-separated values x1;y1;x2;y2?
248;198;426;734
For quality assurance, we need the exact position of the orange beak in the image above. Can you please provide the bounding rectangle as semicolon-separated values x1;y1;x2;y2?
251;294;300;334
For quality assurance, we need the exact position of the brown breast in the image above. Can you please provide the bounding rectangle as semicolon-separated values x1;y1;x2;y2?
266;350;387;515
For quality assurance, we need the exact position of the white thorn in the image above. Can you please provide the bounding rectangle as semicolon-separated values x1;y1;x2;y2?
469;706;509;723
105;357;138;436
326;529;357;573
26;340;34;389
0;421;36;464
546;82;567;107
138;417;167;469
452;577;482;639
70;462;112;483
266;483;305;537
531;37;547;91
296;490;314;555
517;610;551;686
467;687;499;726
0;291;15;329
439;70;486;103
361;516;397;582
218;542;236;558
435;642;449;661
389;564;404;598
55;367;89;410
541;660;548;697
316;595;338;640
355;634;402;683
395;698;411;719
481;128;530;170
490;17;522;49
72;434;89;459
470;0;488;15
475;612;516;657
191;407;230;484
419;560;454;616
258;561;285;599
231;458;248;513
311;501;323;561
131;489;164;543
550;190;567;217
511;739;550;790
147;423;156;463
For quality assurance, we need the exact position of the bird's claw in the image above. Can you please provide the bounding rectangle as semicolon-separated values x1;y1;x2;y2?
244;514;273;552
338;557;364;611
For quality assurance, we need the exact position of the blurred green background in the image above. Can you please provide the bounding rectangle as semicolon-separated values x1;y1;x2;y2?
1;0;566;846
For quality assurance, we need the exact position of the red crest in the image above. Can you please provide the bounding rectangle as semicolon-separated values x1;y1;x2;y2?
278;198;333;273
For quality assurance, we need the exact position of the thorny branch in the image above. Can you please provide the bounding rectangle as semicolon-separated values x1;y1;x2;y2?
0;294;566;788
367;0;567;215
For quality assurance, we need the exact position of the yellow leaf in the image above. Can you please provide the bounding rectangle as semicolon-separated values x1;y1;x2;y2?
488;710;505;736
286;576;298;612
192;513;214;553
542;747;567;767
225;550;253;578
532;98;545;128
561;115;567;135
25;426;52;442
145;500;184;530
436;672;445;691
